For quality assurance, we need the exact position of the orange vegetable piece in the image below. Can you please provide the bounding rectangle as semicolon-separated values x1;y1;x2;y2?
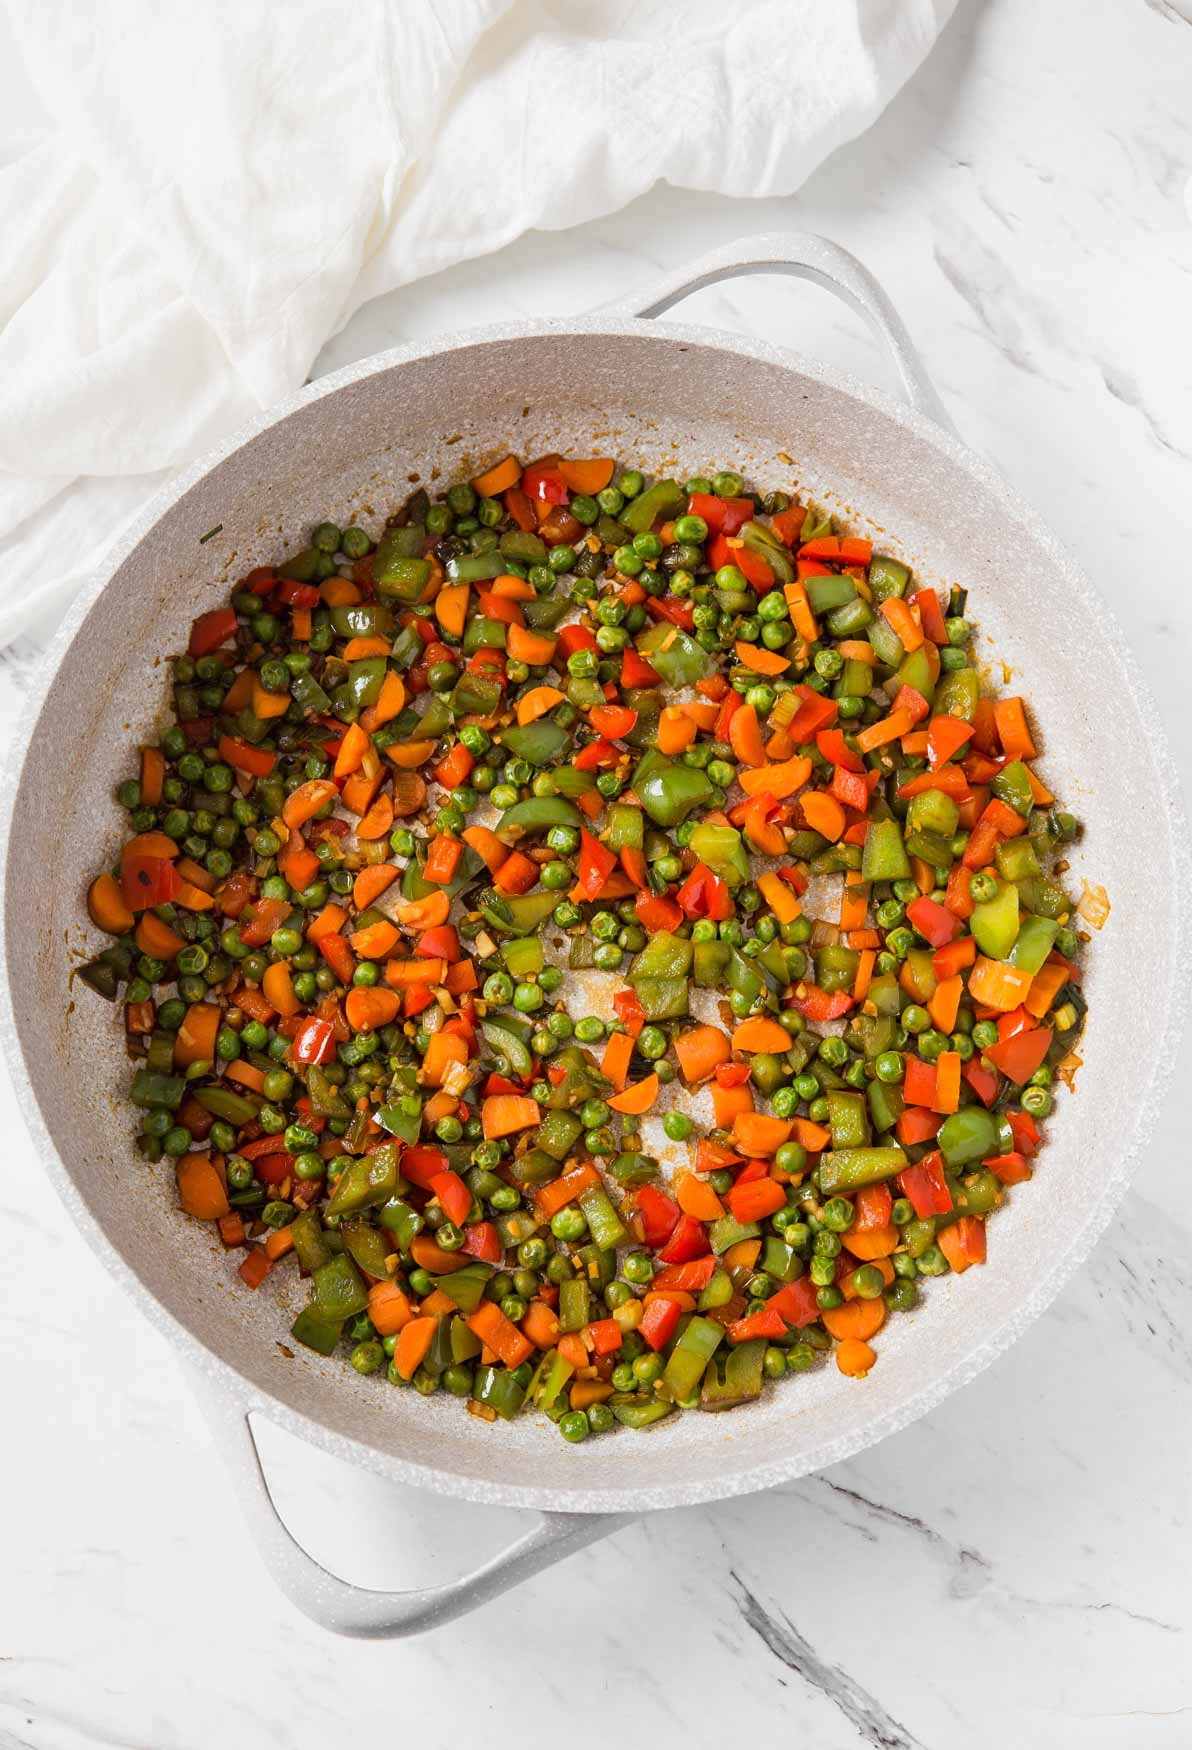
467;1301;534;1370
461;825;509;874
507;624;557;666
734;640;790;675
334;721;370;780
139;746;165;807
728;703;767;767
967;956;1033;1012
176;1153;229;1221
306;902;348;941
368;1280;413;1337
353;864;399;910
516;685;566;726
675;1174;725;1221
349;918;400;959
801;790;846;843
558;457;615;494
87;872;135;935
836;1338;877;1378
433;581;469;638
393;1317;437;1381
756;870;800;925
345;987;401;1032
471;454;521;497
607;1074;660;1115
792;1117;831;1152
359;670;407;732
711;1080;754;1128
521;1300;560;1350
421;1031;469;1088
600;1030;634;1093
357;792;394;841
385;739;436;770
673;1025;731;1085
739;757;812;800
844;1225;899;1261
283;779;337;830
732;1112;793;1157
135;912;185;960
396;891;451;931
822;1298;886;1342
482;1093;541;1139
938;1214;987;1273
657;706;697;755
320;576;362;607
731;1017;794;1054
174;1002;220;1068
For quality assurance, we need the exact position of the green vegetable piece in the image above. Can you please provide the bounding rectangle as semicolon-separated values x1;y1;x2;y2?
700;1339;766;1411
826;1090;871;1149
325;1142;401;1217
289;1306;343;1355
1009;913;1059;975
621;479;685;533
818;1146;908;1196
578;1181;628;1251
311;1253;370;1321
971;881;1020;962
497;797;582;837
938;1107;1002;1167
862;818;913;883
636;622;711;688
663;1314;724;1401
609;1393;675;1428
436;1261;494;1315
689;821;750;889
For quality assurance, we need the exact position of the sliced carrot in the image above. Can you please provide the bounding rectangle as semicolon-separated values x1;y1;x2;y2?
87;871;135;935
283;779;337;830
844;1225;899;1261
396;891;450;931
676;1174;725;1221
385;739;436;770
421;1031;469;1088
345;987;401;1032
673;1025;731;1085
467;1301;533;1369
265;1225;295;1262
507;624;557;666
226;1059;266;1094
516;685;566;726
367;1281;413;1336
732;1112;793;1156
320;576;362;607
342;635;392;661
350;918;400;959
731;1016;793;1054
836;1338;877;1378
735;640;790;675
490;572;537;602
729;703;767;767
176;1152;229;1221
135;912;185;960
482;1093;540;1139
558;457;615;494
657;706;697;755
334;721;371;780
521;1300;560;1350
822;1298;886;1342
600;1030;635;1093
174;1002;221;1068
711;1080;754;1128
140;746;165;806
353;864;399;910
739;757;812;800
607;1074;659;1116
967;956;1033;1012
801;790;846;843
756;869;801;926
306;902;349;941
471;454;521;497
359;670;407;733
461;825;509;875
393;1316;437;1381
258;962;299;1019
792;1117;832;1153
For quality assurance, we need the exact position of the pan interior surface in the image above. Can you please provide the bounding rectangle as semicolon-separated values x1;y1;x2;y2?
5;326;1180;1511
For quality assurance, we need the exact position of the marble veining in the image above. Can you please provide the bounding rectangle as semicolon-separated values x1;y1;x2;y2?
1;0;1190;1744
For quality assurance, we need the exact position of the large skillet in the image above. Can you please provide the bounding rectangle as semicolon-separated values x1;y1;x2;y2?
3;236;1187;1637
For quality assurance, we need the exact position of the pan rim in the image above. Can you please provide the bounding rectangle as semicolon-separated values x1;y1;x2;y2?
3;312;1188;1513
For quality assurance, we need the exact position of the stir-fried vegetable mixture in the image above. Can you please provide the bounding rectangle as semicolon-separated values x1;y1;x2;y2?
81;451;1087;1437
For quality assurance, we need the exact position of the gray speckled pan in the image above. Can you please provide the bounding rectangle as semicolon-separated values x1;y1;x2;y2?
3;236;1188;1638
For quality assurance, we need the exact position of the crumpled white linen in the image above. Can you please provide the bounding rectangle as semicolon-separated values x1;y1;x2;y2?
0;0;954;643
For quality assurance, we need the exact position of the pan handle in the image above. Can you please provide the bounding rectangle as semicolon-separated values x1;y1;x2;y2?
599;231;956;435
188;1369;632;1638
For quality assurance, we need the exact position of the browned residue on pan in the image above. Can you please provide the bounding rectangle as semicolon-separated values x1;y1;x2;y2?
1056;1047;1083;1093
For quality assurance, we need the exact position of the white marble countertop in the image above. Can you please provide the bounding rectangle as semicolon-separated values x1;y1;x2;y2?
2;1;1191;1745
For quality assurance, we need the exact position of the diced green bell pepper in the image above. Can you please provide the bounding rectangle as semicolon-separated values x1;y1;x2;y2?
689;821;750;888
578;1181;628;1251
819;1146;908;1196
663;1314;724;1401
862;818;913;882
1009;913;1059;975
326;1143;401;1217
311;1253;370;1321
700;1339;766;1411
971;881;1020;961
621;479;685;533
827;1090;871;1149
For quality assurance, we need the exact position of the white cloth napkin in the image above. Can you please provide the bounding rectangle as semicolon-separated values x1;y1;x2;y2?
0;0;954;645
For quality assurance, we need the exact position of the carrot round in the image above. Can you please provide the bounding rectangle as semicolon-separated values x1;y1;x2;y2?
393;1316;437;1381
353;864;399;910
800;790;846;842
176;1153;229;1221
507;624;557;666
734;640;790;675
607;1074;660;1115
844;1225;899;1261
739;757;812;799
516;685;565;726
135;912;185;960
87;872;134;935
345;987;401;1032
367;1280;412;1336
836;1338;877;1378
282;779;337;830
731;1017;793;1055
732;1112;793;1157
357;791;395;841
558;456;615;494
174;1001;221;1068
673;1025;731;1085
822;1298;886;1342
728;703;767;767
471;453;521;497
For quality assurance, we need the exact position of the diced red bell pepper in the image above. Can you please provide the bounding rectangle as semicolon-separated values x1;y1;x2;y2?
613;987;647;1038
188;607;238;658
767;1275;821;1328
676;862;733;922
816;727;864;772
715;1063;753;1088
785;685;839;744
798;536;873;564
657;1213;709;1264
647;596;697;631
429;1170;472;1228
639;1296;682;1352
911;588;948;645
651;1255;716;1292
984;1151;1032;1185
417;924;461;962
590;704;637;740
573;736;619;771
985;1026;1053;1085
906;896;963;948
896;1106;943;1146
902;1056;938;1107
830;765;872;812
893;683;931;724
938;1214;987;1272
727;1308;787;1342
790;985;854;1023
399;1145;450;1191
577;828;617;900
634;890;684;933
290;1017;336;1065
462;1221;503;1263
927;715;974;771
557;624;599;661
120;853;179;912
962;1060;999;1107
621;648;661;687
238;896;292;948
686;493;756;536
521;461;570;504
637;1185;681;1249
254;1153;295;1188
273;577;321;610
587;1317;624;1356
897;1151;953;1218
1006;1110;1041;1157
